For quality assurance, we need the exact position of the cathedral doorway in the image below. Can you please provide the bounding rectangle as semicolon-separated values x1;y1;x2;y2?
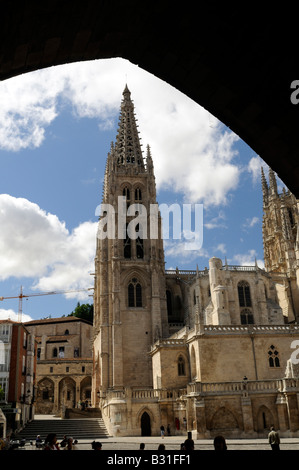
141;412;151;436
257;406;274;433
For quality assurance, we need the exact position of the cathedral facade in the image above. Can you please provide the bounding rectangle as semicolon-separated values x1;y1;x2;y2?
92;87;299;438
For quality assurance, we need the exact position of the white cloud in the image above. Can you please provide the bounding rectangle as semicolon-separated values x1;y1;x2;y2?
164;239;209;262
247;155;265;184
0;194;97;297
231;249;264;268
215;243;227;254
243;216;259;229
204;211;227;230
0;58;240;207
0;308;33;322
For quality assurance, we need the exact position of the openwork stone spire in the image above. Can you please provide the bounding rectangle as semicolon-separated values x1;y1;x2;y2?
269;167;278;196
261;166;268;205
113;85;144;170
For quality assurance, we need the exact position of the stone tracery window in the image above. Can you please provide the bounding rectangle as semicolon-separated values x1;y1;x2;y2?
238;281;252;307
135;188;142;201
240;308;254;324
124;223;131;258
268;345;280;367
123;186;130;201
128;278;142;307
178;355;186;376
135;224;144;259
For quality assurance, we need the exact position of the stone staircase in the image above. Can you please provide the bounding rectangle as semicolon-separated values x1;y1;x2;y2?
17;416;109;442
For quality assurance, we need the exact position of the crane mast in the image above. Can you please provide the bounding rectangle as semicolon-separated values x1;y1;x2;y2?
0;286;93;322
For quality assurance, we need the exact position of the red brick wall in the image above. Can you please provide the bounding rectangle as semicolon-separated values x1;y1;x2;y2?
8;324;27;403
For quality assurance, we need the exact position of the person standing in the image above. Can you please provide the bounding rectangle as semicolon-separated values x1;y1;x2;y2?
213;435;227;450
160;425;165;438
268;426;280;450
184;432;194;451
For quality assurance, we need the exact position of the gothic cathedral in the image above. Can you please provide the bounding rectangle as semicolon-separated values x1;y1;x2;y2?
92;86;299;438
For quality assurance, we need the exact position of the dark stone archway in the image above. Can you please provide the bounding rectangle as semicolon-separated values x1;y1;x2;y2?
0;2;299;196
141;411;151;436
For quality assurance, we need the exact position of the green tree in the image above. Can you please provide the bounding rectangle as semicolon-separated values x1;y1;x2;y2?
69;302;93;323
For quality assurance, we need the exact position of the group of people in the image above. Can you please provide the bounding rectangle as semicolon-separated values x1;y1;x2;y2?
158;429;196;451
37;433;79;450
0;424;280;451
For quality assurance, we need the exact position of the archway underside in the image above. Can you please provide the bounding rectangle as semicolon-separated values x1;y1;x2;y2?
1;3;298;196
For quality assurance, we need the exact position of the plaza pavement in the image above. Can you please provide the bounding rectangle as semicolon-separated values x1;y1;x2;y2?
17;435;299;451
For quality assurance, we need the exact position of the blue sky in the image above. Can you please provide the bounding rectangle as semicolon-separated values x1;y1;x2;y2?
0;58;285;322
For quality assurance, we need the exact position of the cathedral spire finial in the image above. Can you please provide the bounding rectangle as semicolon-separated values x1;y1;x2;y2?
113;86;144;170
261;166;268;203
268;167;278;196
122;84;131;101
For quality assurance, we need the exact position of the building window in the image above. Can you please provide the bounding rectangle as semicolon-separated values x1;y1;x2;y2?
123;186;130;201
66;367;69;373
240;308;254;324
74;347;79;358
123;186;131;210
135;188;142;201
178;356;186;376
288;208;295;227
59;347;65;358
82;366;85;373
124;223;131;258
64;329;69;335
37;348;41;360
128;278;142;307
50;367;53;373
268;345;280;367
238;281;252;307
22;356;26;374
53;348;57;358
136;224;144;259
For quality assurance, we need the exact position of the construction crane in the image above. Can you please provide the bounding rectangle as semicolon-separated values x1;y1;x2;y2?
0;285;94;322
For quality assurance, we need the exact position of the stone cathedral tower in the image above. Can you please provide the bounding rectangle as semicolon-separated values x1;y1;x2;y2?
261;166;299;322
93;86;168;400
90;90;299;439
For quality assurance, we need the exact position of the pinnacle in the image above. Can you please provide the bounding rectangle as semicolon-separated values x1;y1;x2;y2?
123;83;131;95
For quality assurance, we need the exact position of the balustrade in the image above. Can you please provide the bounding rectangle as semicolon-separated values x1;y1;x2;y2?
103;377;299;405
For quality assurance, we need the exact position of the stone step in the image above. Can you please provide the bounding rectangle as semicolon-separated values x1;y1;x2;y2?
17;418;109;441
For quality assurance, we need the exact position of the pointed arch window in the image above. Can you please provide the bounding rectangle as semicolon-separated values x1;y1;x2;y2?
135;188;142;201
123;186;131;201
128;278;142;307
136;224;144;259
238;281;252;307
288;208;295;227
268;345;280;367
240;308;254;324
178;356;186;376
124;223;131;259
